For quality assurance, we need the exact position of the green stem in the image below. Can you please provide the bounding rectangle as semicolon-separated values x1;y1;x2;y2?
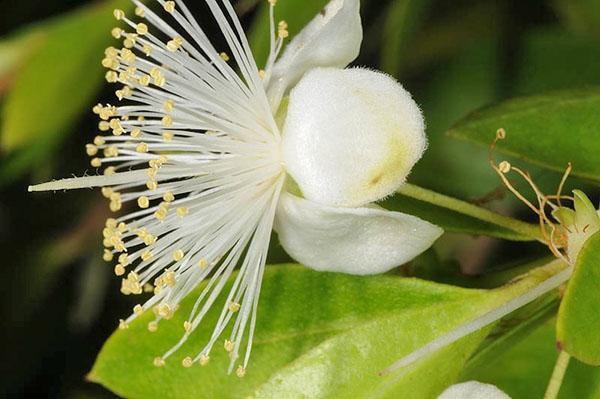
397;183;544;242
544;350;571;399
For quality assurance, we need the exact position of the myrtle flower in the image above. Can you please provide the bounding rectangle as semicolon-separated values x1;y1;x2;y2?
29;0;442;374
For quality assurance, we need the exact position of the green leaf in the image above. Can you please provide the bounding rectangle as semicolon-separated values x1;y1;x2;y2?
247;0;329;67
0;29;46;94
379;0;430;77
1;0;131;157
463;319;600;399
557;231;600;365
384;183;542;241
553;0;600;37
90;261;567;398
448;88;600;183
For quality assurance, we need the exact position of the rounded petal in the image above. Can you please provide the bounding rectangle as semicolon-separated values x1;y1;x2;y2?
437;381;512;399
282;67;426;207
274;192;442;275
268;0;362;100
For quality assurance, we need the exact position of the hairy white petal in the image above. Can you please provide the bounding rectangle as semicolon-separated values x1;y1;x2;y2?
438;381;512;399
274;192;442;275
267;0;362;102
282;67;426;207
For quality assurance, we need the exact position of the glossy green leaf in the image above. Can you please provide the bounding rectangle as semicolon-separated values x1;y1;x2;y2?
448;88;600;183
557;231;600;365
247;0;329;67
90;261;567;398
463;320;600;399
1;0;130;153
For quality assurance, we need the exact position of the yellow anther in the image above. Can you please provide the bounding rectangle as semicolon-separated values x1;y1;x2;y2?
499;161;511;174
106;218;118;228
134;304;144;315
164;1;176;13
104;166;116;176
162;115;173;127
122;85;133;97
135;6;145;17
114;264;125;276
141;250;153;261
86;144;98;156
94;136;106;146
199;354;210;366
99;121;110;131
111;27;123;39
163;191;175;202
105;70;118;83
166;36;183;52
118;253;130;265
136;142;149;153
197;258;208;269
154;207;167;220
104;145;119;157
123;37;135;49
148;321;158;332
137;196;150;208
153;357;165;367
136;23;148;35
143;283;153;293
120;48;136;64
157;303;173;318
144;234;157;246
113;9;125;20
101;56;119;70
182;356;193;368
183;321;192;334
109;199;122;212
228;302;241;313
118;319;129;329
176;207;188;217
496;128;506;140
143;43;153;56
268;0;277;5
172;249;185;262
146;168;157;179
278;20;289;38
163;132;174;142
131;128;142;138
154;75;166;87
137;115;145;122
219;52;230;62
258;69;266;80
164;271;176;287
224;339;235;352
236;366;246;378
93;104;102;114
164;99;174;113
103;249;114;262
91;158;102;168
138;75;151;86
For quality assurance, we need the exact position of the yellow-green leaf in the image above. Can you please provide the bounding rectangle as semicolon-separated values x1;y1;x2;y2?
89;261;567;398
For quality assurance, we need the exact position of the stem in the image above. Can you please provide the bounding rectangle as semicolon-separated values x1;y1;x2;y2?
397;183;544;242
379;261;572;376
544;351;571;399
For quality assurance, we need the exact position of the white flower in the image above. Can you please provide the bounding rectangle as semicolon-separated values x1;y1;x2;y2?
438;381;511;399
29;0;442;373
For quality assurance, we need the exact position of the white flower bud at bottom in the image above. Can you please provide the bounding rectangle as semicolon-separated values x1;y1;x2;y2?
437;381;512;399
281;67;426;207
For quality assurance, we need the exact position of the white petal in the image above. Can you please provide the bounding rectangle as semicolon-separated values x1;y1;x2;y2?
437;381;512;399
268;0;362;99
274;192;442;275
282;67;426;207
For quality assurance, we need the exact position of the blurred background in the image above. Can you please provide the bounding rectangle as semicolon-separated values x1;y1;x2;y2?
0;0;599;397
